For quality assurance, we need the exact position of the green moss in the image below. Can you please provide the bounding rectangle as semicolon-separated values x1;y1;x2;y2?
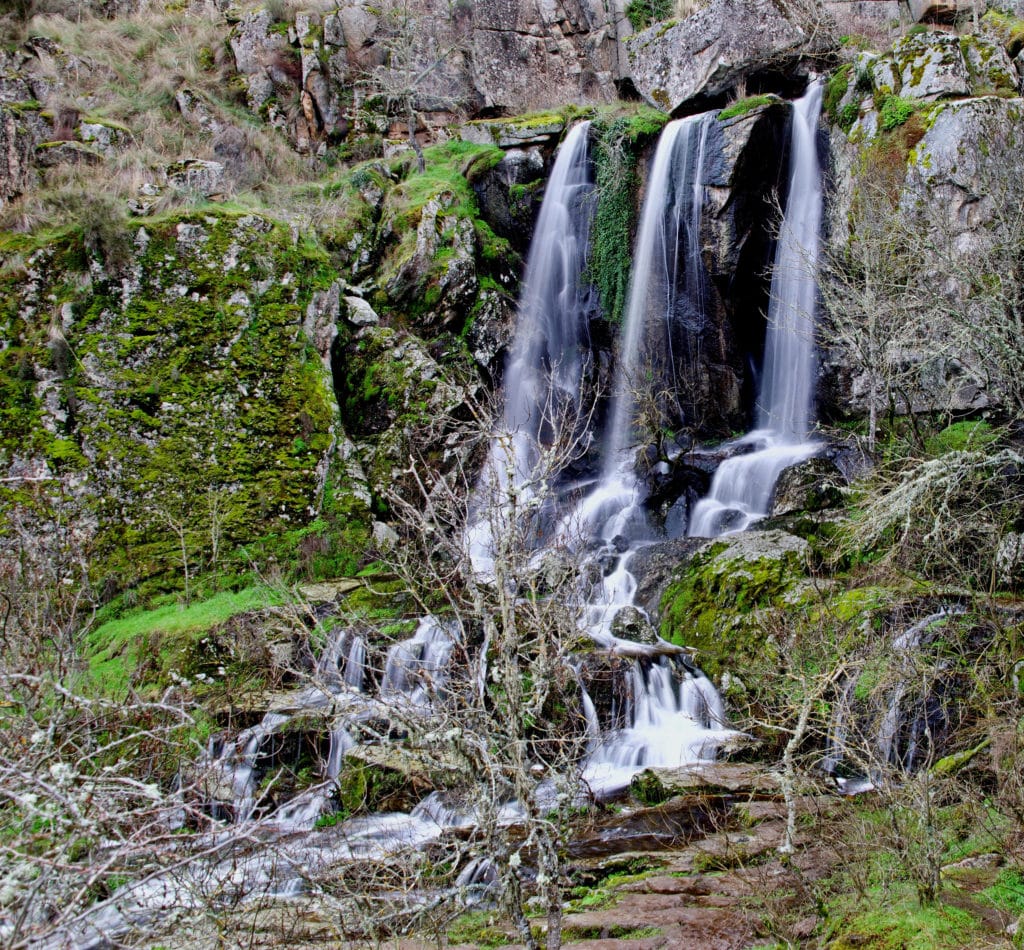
981;868;1024;916
924;420;999;456
0;209;355;594
84;585;282;696
827;897;980;949
625;0;674;31
718;94;777;121
588;108;668;324
658;538;808;678
825;64;853;124
446;911;510;949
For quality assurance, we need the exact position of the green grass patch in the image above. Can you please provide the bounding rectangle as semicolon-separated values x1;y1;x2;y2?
85;585;283;696
924;420;999;456
446;910;510;948
827;898;979;949
981;868;1024;916
718;94;777;121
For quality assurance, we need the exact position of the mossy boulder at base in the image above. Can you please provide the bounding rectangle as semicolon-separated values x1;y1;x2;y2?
337;744;469;816
658;531;810;681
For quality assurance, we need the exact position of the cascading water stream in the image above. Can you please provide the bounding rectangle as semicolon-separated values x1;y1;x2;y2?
689;79;825;538
558;112;736;791
466;120;597;576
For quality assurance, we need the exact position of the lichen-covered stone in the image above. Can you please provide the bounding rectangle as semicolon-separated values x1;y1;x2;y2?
960;33;1018;92
892;31;971;100
0;105;35;206
770;456;845;517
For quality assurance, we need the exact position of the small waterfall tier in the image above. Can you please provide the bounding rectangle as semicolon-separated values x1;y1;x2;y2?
689;79;825;538
467;120;598;576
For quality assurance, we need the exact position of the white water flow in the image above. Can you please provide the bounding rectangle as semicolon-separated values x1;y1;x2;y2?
689;79;825;538
562;112;734;795
826;608;963;793
604;113;714;466
467;121;596;575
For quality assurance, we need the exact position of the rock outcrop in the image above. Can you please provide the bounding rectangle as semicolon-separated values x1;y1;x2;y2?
823;23;1024;419
626;0;837;114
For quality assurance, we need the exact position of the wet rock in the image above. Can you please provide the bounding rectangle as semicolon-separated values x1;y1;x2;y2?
626;0;835;114
960;34;1017;93
907;0;974;22
460;116;565;149
468;0;618;112
610;606;658;645
630;762;801;806
303;281;343;362
629;537;704;619
340;745;468;814
943;852;1004;872
770;456;844;516
77;121;128;157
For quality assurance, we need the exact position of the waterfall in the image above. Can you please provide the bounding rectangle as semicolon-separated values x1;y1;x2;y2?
825;608;964;792
467;121;597;575
583;658;733;798
380;616;457;706
559;111;734;792
605;113;715;468
688;79;825;538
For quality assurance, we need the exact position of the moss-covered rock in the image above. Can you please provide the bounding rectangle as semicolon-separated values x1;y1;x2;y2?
658;531;810;680
0;208;371;593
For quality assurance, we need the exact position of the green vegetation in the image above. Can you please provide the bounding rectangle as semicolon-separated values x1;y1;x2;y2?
446;910;510;948
825;64;853;123
924;420;999;456
878;95;918;132
718;94;777;121
826;894;978;948
625;0;675;32
85;585;283;696
589;107;669;324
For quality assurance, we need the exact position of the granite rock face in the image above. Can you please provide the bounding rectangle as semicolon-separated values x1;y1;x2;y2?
626;0;836;114
823;18;1024;420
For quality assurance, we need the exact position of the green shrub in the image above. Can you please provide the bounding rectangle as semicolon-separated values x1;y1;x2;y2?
879;95;917;131
625;0;674;31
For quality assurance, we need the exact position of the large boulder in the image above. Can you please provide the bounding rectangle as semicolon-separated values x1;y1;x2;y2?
892;30;971;100
625;0;836;114
658;531;810;680
469;0;620;111
770;456;845;516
